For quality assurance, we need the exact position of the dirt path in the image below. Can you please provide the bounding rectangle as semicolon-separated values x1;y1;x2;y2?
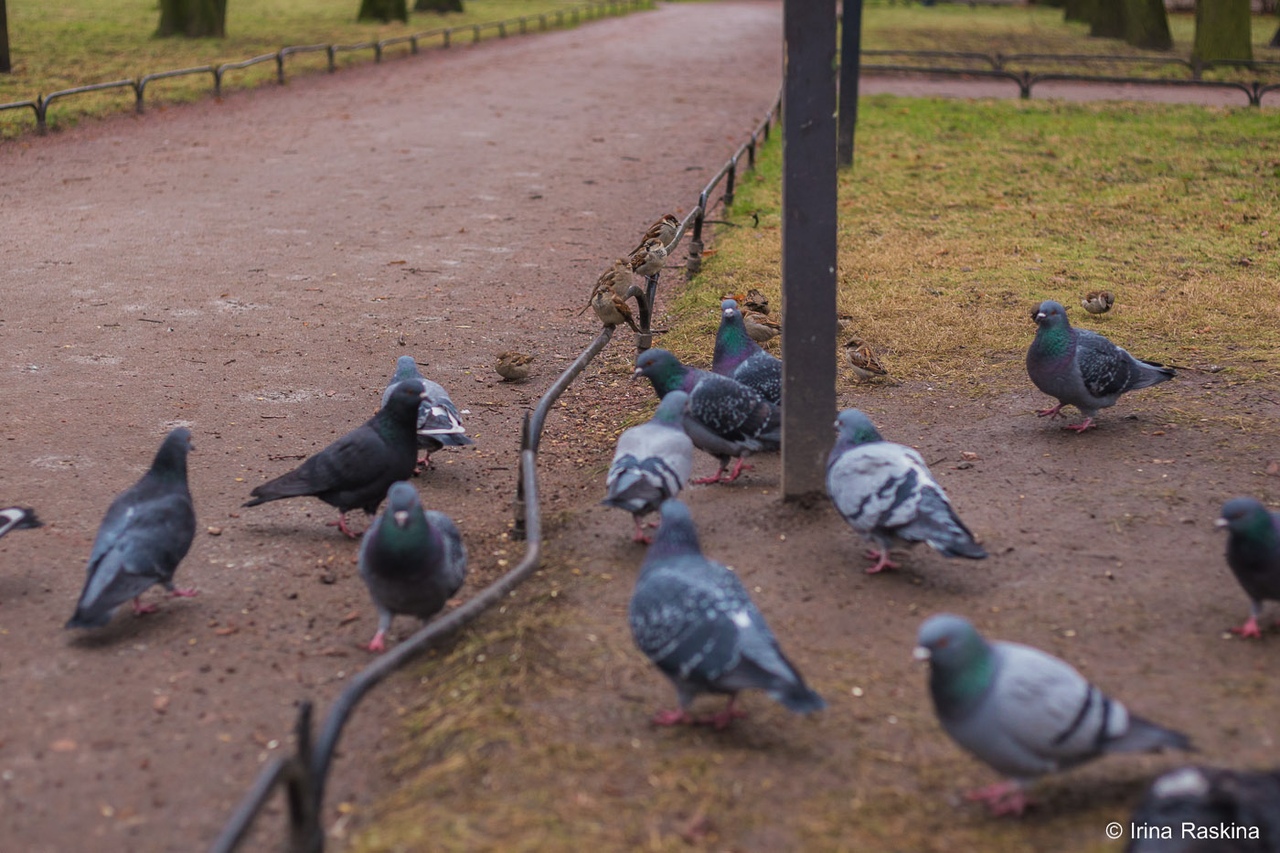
0;4;782;850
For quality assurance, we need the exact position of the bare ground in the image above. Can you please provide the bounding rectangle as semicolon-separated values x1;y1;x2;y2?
1;3;1278;852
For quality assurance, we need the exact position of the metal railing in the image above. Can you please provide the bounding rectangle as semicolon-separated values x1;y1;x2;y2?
0;0;648;136
208;89;782;853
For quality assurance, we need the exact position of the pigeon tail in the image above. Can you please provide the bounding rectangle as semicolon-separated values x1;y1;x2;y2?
1106;714;1193;755
65;609;112;630
1129;359;1176;391
601;470;665;514
775;682;827;715
936;538;988;560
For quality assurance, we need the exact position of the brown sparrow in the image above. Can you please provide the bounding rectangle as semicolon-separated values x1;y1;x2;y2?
495;351;534;382
580;258;632;314
629;238;668;278
743;288;770;315
843;337;887;381
743;310;781;344
630;213;680;254
1081;290;1115;315
590;284;642;332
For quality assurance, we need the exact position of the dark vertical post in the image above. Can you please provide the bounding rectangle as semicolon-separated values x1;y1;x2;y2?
837;0;864;168
0;0;11;74
781;0;838;500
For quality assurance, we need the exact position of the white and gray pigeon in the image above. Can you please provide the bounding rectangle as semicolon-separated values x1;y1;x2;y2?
1026;300;1175;432
0;506;42;540
633;348;780;485
358;481;467;653
826;409;986;573
67;428;198;629
1215;497;1280;640
601;391;694;543
712;299;782;406
1126;766;1280;852
628;499;825;729
914;614;1193;816
382;355;473;467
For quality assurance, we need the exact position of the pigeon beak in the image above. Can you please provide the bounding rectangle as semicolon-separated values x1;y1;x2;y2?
912;646;931;662
631;368;643;381
1214;517;1229;529
1035;311;1047;322
419;390;429;400
393;510;410;528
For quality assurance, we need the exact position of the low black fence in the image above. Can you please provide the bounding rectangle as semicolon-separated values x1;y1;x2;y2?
207;91;781;853
0;0;648;136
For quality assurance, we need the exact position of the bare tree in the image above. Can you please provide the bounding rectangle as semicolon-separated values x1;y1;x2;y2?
416;0;463;11
157;0;227;38
358;0;408;22
1;0;11;73
1192;0;1252;63
1122;0;1172;51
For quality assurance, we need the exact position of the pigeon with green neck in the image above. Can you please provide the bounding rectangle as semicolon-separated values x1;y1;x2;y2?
712;299;781;405
1216;497;1280;639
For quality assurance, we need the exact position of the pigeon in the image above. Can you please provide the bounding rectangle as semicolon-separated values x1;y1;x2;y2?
66;429;197;629
914;613;1193;816
712;299;782;405
602;391;694;543
357;481;467;653
1026;300;1175;433
382;355;473;467
1215;497;1280;639
629;213;680;255
1081;290;1115;316
628;499;825;728
1126;766;1280;852
0;506;43;540
243;381;424;538
743;310;781;344
633;348;780;485
826;409;986;573
843;337;888;382
495;350;534;382
629;237;668;278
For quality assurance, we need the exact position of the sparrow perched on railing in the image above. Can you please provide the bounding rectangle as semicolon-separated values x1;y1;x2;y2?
583;258;643;332
1081;290;1115;315
630;213;680;255
495;351;535;382
629;238;668;278
743;310;781;344
843;337;888;381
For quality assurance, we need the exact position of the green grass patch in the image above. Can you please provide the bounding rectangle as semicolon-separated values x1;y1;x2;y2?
667;96;1280;393
0;0;639;137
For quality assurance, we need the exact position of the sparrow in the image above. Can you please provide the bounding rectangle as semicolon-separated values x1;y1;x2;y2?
580;259;632;314
629;238;668;278
630;213;680;254
495;351;535;382
1081;290;1115;315
743;310;781;344
843;337;888;381
584;259;644;332
743;288;770;315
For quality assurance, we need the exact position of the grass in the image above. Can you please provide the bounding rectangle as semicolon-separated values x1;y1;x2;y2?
664;96;1280;392
0;0;638;137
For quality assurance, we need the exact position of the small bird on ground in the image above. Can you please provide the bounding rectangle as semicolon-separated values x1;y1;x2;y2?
915;613;1193;817
602;391;693;543
634;349;780;485
0;507;42;540
628;499;825;729
382;355;473;469
843;337;888;382
1026;300;1174;432
630;213;680;255
1081;290;1115;316
629;237;668;279
583;259;644;333
743;288;770;315
743;310;781;344
358;481;467;653
826;409;986;573
495;350;535;382
67;429;197;629
712;299;782;405
1215;497;1280;639
243;382;424;538
1126;766;1280;852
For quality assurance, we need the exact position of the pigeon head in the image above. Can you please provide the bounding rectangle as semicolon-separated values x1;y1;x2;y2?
1031;300;1070;329
914;614;989;668
392;355;423;383
633;349;686;397
152;428;194;478
385;481;422;529
382;379;427;428
644;499;702;562
652;390;689;425
833;409;884;448
1216;497;1274;539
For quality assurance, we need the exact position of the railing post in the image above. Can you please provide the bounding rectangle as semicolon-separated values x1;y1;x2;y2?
723;158;737;207
286;702;323;853
133;80;146;114
512;413;530;541
685;198;706;278
276;51;286;85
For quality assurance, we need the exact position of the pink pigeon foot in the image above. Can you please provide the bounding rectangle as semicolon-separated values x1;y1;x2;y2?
964;781;1031;816
325;513;361;539
691;468;728;485
366;631;387;653
724;458;753;482
651;709;695;727
1063;417;1096;433
698;697;748;730
168;587;200;598
1034;403;1064;419
631;521;653;545
864;548;900;574
132;598;160;616
1230;616;1263;639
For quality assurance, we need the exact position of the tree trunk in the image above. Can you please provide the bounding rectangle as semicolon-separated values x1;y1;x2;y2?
1192;0;1252;63
1122;0;1172;50
415;0;463;12
0;0;10;73
156;0;227;38
1089;0;1125;39
1270;22;1280;49
358;0;408;23
1064;0;1094;24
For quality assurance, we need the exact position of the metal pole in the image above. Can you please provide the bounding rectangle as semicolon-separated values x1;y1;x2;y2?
781;0;838;500
837;0;864;168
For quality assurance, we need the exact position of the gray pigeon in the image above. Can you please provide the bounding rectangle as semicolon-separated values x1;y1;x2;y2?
712;299;782;405
1026;300;1174;432
1126;766;1280;852
628;499;825;729
0;507;42;540
915;613;1192;816
358;481;467;652
1215;497;1280;640
633;348;780;485
67;429;197;629
826;409;986;573
602;391;694;543
382;355;473;468
243;381;424;538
